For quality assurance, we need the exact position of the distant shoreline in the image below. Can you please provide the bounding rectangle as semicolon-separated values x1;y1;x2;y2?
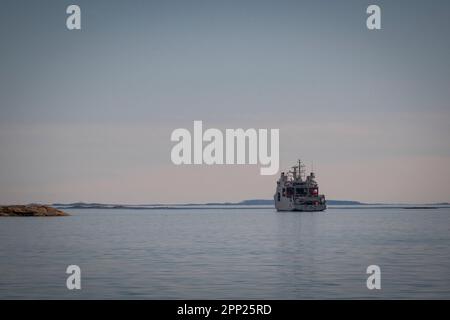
49;200;450;210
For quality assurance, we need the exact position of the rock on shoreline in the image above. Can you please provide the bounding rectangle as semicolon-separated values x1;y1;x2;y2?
0;205;69;217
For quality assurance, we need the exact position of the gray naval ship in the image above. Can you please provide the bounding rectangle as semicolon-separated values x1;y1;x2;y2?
274;160;326;211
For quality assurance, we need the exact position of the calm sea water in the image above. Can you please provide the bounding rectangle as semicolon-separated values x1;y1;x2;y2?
0;207;449;299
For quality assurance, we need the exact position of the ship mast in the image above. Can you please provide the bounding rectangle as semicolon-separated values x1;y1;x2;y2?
292;159;306;182
292;165;297;180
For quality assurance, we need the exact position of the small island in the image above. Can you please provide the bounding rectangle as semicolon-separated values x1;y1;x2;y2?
0;205;69;217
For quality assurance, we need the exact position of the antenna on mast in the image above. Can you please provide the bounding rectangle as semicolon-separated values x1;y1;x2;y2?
298;159;306;181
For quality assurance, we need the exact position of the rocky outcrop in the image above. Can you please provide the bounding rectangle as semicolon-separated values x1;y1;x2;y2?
0;205;69;217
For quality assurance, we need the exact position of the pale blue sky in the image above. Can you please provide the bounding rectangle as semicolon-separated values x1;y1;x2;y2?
1;0;449;204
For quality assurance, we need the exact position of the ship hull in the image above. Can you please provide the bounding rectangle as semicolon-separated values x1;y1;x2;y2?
276;204;327;212
273;197;327;212
287;205;326;212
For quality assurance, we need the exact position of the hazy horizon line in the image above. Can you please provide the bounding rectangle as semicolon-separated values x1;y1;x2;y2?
8;199;448;206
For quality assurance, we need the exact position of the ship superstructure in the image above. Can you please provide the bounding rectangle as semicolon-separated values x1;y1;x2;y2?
274;160;326;211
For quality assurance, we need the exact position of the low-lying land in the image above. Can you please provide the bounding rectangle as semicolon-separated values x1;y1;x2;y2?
0;205;69;217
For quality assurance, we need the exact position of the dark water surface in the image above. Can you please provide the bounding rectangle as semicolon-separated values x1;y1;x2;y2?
1;207;449;299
